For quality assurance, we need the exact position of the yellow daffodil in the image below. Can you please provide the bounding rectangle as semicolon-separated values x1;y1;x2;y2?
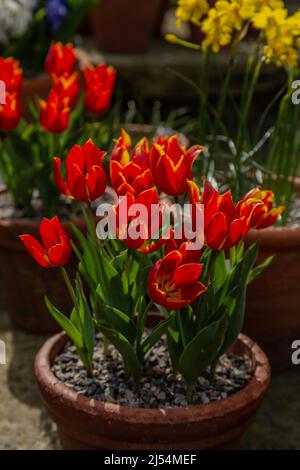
216;1;245;31
201;7;233;53
251;6;288;37
251;6;299;68
176;0;209;27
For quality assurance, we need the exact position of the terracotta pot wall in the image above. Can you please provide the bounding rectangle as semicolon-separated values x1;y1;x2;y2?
35;332;270;450
90;0;163;53
244;226;300;371
21;75;52;121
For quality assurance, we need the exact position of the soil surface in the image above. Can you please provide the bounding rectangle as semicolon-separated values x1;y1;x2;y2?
52;336;252;408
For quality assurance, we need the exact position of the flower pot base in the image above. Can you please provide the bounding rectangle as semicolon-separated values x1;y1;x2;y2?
35;332;270;450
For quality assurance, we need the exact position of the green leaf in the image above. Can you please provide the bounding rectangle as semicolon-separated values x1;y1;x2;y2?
95;300;136;345
141;316;174;358
217;243;259;357
247;255;274;284
97;325;141;384
213;250;229;288
179;313;228;389
217;283;246;357
45;297;83;349
167;327;182;371
177;307;194;347
76;276;95;369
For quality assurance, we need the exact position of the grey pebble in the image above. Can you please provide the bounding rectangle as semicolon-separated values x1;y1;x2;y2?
52;337;252;409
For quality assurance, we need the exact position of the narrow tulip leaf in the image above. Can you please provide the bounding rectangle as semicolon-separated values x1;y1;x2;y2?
95;300;136;345
217;244;259;358
247;255;274;284
179;313;228;389
70;307;81;331
141;316;174;358
213;250;229;288
177;307;194;347
45;297;83;349
97;325;141;384
76;276;95;369
217;284;246;358
71;224;100;288
97;251;130;313
167;326;182;371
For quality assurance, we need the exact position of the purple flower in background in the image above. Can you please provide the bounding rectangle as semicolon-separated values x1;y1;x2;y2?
46;0;68;32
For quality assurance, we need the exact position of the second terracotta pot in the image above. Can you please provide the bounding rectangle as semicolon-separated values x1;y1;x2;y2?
90;0;163;53
21;75;52;121
0;217;83;334
244;226;300;372
35;332;270;450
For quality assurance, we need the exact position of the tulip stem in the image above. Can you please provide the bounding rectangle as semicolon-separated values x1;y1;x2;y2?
48;133;55;160
60;267;77;309
85;203;102;253
125;249;131;293
177;309;189;348
206;250;218;284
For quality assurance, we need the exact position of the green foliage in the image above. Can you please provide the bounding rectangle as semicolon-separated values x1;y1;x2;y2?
163;242;270;400
0;100;116;217
45;273;95;372
5;0;98;71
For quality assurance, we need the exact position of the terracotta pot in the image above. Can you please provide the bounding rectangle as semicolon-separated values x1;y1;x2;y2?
35;332;270;450
89;0;163;53
244;226;300;372
21;75;52;121
0;216;84;334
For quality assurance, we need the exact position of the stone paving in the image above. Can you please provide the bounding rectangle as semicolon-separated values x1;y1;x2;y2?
0;307;299;450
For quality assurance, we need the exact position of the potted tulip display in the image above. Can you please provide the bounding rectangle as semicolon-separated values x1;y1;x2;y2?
0;42;116;333
20;132;283;449
167;0;300;370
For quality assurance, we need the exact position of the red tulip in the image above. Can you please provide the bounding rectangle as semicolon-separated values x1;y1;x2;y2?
39;89;71;134
83;64;116;116
51;72;80;107
148;250;207;309
113;187;163;253
237;187;285;229
110;160;154;197
19;216;72;268
131;137;151;171
149;135;204;196
0;57;23;93
53;140;107;202
0;92;21;131
164;230;202;263
45;42;76;77
111;129;131;166
188;180;261;251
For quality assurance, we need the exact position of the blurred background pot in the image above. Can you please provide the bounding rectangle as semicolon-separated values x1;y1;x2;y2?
0;213;83;335
35;332;270;450
244;226;300;372
89;0;164;53
21;74;52;121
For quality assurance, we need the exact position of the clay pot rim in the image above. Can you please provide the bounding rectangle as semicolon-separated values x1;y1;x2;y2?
247;225;300;248
0;184;85;231
35;331;270;425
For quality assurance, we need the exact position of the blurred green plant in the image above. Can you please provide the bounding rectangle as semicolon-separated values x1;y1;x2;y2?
167;0;300;224
5;0;97;72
